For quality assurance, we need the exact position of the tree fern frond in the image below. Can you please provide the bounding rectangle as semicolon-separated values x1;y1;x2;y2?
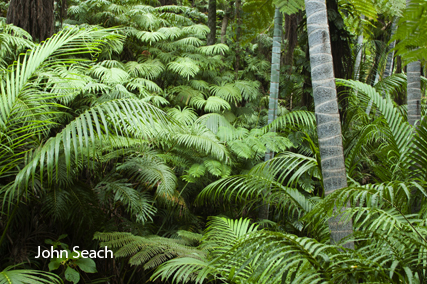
197;44;229;55
167;107;198;125
167;57;200;79
195;113;233;134
210;83;242;104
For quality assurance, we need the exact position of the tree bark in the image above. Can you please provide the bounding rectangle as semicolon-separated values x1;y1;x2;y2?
207;0;217;46
221;11;228;44
407;61;421;126
383;18;398;78
406;0;421;126
6;0;55;41
395;55;405;105
305;0;353;248
354;15;365;81
283;13;299;71
234;0;241;80
259;8;283;220
326;0;352;119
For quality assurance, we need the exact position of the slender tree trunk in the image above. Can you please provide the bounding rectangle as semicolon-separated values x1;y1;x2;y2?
221;13;228;44
301;47;313;108
284;13;299;71
407;61;421;126
383;18;398;78
207;0;217;46
395;55;405;105
6;0;55;41
406;0;421;126
234;0;241;80
366;17;398;116
327;0;352;119
305;0;353;248
259;8;283;220
354;15;365;81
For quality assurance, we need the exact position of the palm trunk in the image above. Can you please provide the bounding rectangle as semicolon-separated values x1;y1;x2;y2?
406;0;421;126
383;17;398;78
207;0;217;46
259;8;283;220
234;0;241;80
221;13;228;44
305;0;353;248
354;15;365;81
407;61;421;126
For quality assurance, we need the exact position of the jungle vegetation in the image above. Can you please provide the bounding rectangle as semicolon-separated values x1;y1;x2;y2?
0;0;427;283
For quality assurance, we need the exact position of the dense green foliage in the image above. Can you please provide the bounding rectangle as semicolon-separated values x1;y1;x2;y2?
1;0;427;283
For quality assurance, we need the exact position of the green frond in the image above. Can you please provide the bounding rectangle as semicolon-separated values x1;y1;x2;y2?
138;31;167;44
195;113;233;134
173;37;204;48
197;173;313;214
151;257;211;284
6;99;171;204
197;44;229;56
167;107;198;125
117;155;178;200
0;265;63;284
94;231;205;269
187;163;206;178
203;96;231;112
126;58;165;80
264;110;316;132
189;80;210;91
337;79;414;180
203;159;231;177
274;0;304;15
210;83;242;104
95;179;157;223
170;85;204;105
167;57;200;79
157;27;183;40
126;77;162;94
171;123;228;161
181;24;210;38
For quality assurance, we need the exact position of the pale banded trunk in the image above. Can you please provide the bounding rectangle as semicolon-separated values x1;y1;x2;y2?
266;8;282;136
354;15;364;81
407;61;421;125
383;18;398;78
259;8;283;220
305;0;354;248
406;0;421;126
235;0;241;80
221;13;228;44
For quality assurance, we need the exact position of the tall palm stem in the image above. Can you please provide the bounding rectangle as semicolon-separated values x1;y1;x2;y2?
407;61;421;125
259;7;283;220
305;0;353;247
406;0;421;126
354;14;364;81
